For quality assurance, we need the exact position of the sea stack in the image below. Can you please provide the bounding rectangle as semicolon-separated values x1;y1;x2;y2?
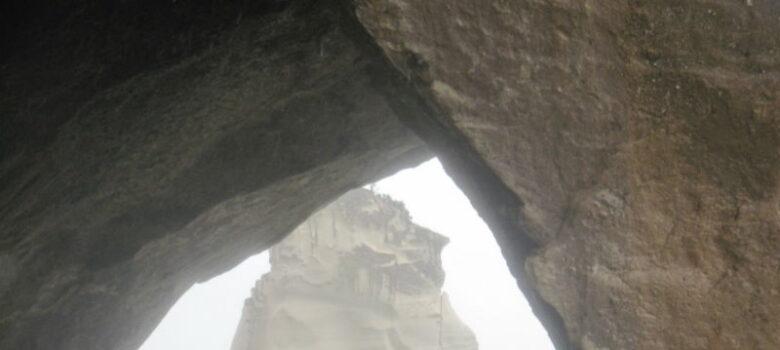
231;189;478;350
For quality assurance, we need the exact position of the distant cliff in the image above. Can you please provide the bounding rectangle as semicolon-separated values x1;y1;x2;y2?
230;189;478;350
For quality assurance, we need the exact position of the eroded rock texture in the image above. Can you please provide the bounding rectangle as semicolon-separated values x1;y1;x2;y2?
354;0;780;349
2;0;779;349
0;1;428;349
231;189;477;350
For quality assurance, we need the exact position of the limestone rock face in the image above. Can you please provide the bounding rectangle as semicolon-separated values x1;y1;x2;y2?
231;189;478;350
354;0;780;349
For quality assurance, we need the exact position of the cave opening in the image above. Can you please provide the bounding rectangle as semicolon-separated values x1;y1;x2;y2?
139;158;553;350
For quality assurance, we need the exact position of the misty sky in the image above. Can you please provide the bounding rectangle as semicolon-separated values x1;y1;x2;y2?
140;158;553;350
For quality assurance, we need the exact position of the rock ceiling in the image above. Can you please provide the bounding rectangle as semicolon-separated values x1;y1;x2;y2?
1;0;778;349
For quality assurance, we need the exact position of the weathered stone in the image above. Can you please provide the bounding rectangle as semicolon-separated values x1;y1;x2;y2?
0;2;428;349
2;0;780;349
353;0;780;349
231;189;477;350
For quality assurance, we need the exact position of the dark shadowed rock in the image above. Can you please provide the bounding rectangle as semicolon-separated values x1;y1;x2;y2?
2;0;779;349
0;1;429;349
231;189;478;350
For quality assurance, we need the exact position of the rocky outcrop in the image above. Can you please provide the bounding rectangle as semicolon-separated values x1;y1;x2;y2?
354;0;780;349
231;189;477;350
2;0;779;349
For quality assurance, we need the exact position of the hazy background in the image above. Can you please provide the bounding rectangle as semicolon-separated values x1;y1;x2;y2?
140;158;553;350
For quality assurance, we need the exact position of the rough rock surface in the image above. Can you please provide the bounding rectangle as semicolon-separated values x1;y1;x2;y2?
2;0;780;349
0;2;429;349
231;189;477;350
354;0;780;349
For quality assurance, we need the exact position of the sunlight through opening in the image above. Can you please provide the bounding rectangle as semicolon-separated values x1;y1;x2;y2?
140;158;553;350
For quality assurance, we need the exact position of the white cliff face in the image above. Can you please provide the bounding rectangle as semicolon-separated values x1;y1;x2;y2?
231;189;478;350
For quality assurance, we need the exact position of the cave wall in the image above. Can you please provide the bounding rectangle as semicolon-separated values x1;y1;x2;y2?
0;1;428;349
353;0;780;349
2;0;779;349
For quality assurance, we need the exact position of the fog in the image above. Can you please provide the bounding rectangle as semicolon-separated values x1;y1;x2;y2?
140;158;553;350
